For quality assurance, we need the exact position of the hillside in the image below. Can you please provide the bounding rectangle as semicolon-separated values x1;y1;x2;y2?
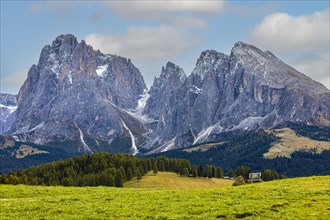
264;127;330;159
156;128;330;177
1;176;329;219
124;172;233;189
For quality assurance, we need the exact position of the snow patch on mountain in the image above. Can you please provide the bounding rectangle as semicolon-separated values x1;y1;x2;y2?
231;116;264;130
136;90;150;112
74;122;93;153
193;122;223;145
189;85;203;94
160;137;176;152
28;122;45;133
96;65;108;77
121;120;139;155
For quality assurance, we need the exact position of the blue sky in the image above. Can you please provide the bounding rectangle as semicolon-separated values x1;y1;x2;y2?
1;1;329;94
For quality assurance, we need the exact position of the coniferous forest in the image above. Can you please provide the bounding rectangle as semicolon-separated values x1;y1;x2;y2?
0;153;224;187
154;130;330;177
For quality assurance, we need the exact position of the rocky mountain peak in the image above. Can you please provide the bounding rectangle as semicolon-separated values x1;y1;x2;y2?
230;41;329;94
10;34;147;153
160;61;187;82
144;42;329;153
190;50;229;87
196;50;228;66
6;36;330;155
231;41;274;63
52;34;78;48
143;61;187;120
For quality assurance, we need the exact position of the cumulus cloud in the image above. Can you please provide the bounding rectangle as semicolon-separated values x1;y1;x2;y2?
85;26;201;61
103;1;224;17
249;10;329;53
288;53;329;89
85;26;203;87
102;1;224;29
249;10;329;89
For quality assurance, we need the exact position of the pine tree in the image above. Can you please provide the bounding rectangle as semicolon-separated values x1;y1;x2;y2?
216;167;224;178
120;166;126;181
197;164;203;177
114;170;123;187
192;168;198;178
152;162;158;175
228;169;235;178
127;167;133;181
159;160;165;171
184;168;189;177
136;169;142;181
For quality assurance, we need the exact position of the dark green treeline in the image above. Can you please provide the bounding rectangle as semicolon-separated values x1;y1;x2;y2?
0;153;224;187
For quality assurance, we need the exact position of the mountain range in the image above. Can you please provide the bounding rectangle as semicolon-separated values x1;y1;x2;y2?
1;34;329;156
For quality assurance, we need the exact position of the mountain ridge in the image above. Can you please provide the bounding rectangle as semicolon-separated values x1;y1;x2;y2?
3;34;330;155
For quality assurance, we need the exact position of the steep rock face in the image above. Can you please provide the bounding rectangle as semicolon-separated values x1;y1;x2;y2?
10;34;147;154
143;62;186;119
7;36;330;154
145;42;330;152
0;94;17;134
143;62;187;149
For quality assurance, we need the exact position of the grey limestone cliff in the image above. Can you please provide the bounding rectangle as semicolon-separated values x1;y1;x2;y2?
144;42;330;152
9;34;147;154
7;35;330;154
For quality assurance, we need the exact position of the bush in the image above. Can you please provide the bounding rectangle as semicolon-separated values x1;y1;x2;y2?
262;169;279;181
233;175;245;186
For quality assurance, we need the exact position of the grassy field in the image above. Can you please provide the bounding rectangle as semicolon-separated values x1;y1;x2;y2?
264;128;330;159
0;175;329;219
124;172;233;189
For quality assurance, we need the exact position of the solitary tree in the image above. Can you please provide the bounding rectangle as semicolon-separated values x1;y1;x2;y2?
262;169;280;181
235;166;251;180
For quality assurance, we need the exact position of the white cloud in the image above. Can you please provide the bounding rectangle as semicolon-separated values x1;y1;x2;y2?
162;16;208;29
249;10;329;53
249;10;329;89
85;26;202;87
102;1;224;29
103;1;224;16
287;53;329;89
85;26;201;61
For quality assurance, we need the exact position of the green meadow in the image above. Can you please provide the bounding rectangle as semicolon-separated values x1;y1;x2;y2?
1;175;329;219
